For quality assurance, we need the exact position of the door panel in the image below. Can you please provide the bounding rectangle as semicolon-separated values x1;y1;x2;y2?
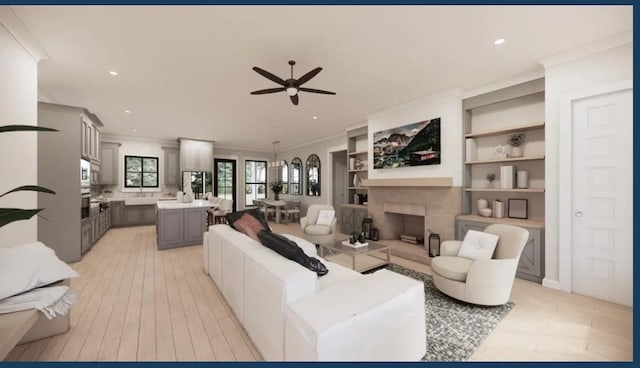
214;158;237;211
571;88;632;306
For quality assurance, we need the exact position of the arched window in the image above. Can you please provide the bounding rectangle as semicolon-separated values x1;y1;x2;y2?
290;157;302;195
305;154;321;196
280;160;288;194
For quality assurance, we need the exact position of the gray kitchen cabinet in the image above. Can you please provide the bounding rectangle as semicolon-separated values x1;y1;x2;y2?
100;142;121;185
455;218;545;283
81;218;92;254
179;138;213;173
111;201;125;227
125;206;142;224
157;207;207;250
162;146;180;186
81;114;102;164
91;211;100;244
81;118;90;159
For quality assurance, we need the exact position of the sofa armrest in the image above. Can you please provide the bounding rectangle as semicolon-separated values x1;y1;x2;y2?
300;216;310;230
440;240;462;256
466;258;519;288
284;269;426;361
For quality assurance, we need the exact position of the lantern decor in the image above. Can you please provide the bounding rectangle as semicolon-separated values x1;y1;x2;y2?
361;215;374;240
428;229;441;257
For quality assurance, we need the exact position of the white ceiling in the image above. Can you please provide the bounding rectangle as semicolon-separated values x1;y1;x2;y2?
12;5;632;151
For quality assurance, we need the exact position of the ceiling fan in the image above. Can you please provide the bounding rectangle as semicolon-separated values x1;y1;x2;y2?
250;60;336;106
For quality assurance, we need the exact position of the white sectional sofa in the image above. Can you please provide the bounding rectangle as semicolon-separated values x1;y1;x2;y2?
204;225;426;361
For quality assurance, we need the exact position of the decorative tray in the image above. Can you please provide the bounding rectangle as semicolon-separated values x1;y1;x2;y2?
342;240;369;249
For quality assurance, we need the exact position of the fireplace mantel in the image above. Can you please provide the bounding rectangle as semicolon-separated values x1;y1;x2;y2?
361;177;453;187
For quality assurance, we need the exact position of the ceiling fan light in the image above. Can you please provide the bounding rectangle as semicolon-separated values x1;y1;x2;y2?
286;87;298;96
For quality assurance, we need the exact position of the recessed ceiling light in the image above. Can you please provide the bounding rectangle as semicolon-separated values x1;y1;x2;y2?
124;110;131;114
132;129;137;132
312;116;318;120
109;70;119;76
494;38;505;45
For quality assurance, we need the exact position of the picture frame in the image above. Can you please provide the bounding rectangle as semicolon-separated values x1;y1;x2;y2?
508;199;528;219
373;117;441;169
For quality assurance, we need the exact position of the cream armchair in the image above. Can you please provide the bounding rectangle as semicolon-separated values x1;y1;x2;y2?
431;224;529;306
300;204;337;245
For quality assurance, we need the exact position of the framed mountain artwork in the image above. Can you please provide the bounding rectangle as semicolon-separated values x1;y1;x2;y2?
373;117;441;169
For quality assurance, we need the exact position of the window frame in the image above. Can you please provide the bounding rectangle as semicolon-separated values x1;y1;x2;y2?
280;160;289;195
245;159;268;204
290;157;303;195
124;155;159;188
305;154;321;197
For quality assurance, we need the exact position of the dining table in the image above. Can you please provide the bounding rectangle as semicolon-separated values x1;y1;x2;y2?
255;199;287;224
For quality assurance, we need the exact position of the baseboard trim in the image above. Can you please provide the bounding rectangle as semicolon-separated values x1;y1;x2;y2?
542;278;561;290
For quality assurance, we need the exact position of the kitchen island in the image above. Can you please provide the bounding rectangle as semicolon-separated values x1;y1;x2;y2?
156;199;211;250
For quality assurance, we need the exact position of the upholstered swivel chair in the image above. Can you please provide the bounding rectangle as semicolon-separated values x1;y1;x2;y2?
300;204;337;245
431;224;529;306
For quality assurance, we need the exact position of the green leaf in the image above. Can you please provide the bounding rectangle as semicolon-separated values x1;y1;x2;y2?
0;185;56;199
0;125;58;133
0;208;43;228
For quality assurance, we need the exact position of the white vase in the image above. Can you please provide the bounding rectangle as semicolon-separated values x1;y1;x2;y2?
517;170;529;189
477;199;489;211
353;174;360;187
511;146;523;158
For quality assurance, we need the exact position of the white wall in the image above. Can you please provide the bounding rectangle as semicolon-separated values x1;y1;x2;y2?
101;135;179;196
367;87;464;186
543;42;633;289
0;24;38;247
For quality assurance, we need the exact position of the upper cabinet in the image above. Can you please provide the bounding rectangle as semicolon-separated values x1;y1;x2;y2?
162;146;180;186
81;113;103;165
179;138;213;173
100;142;121;185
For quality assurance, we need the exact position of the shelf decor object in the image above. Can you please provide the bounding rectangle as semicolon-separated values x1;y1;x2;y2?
508;199;528;219
508;132;526;158
373;117;441;169
517;170;529;189
500;166;515;189
493;200;505;218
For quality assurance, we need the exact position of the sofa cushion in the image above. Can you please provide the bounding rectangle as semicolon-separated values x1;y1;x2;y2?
257;230;328;276
431;256;473;282
317;261;363;291
304;224;331;236
282;234;318;258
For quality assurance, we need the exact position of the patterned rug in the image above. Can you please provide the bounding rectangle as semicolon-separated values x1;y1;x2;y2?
382;263;514;361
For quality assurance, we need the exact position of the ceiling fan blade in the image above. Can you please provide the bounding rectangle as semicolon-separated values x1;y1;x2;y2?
296;67;322;86
299;87;336;95
250;87;286;95
252;66;286;86
290;94;299;106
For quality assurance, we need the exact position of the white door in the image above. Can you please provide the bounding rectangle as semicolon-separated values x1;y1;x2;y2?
571;88;633;306
332;151;348;220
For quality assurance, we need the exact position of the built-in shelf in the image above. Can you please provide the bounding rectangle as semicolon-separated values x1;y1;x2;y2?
456;214;544;229
465;155;545;165
362;177;453;187
348;150;368;156
340;204;368;210
465;121;545;138
348;187;368;190
464;188;545;193
348;169;368;173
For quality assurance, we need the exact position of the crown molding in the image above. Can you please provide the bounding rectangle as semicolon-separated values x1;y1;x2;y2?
539;30;632;68
214;144;272;153
367;86;464;121
462;69;545;100
101;133;178;146
279;131;346;152
0;7;49;62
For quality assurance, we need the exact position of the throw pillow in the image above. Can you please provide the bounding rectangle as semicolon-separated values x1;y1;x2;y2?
315;209;335;227
0;241;79;300
226;210;270;243
457;230;500;261
226;209;270;231
257;230;328;276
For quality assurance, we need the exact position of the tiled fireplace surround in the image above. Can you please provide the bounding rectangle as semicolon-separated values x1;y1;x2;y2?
367;185;462;263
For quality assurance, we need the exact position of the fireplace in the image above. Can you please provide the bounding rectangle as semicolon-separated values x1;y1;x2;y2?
382;202;427;248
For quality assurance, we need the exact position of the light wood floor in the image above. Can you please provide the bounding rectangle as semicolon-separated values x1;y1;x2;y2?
5;223;632;361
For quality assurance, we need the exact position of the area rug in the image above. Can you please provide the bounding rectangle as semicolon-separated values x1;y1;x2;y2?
383;263;514;361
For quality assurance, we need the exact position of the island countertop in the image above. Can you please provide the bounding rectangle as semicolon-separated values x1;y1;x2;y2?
156;199;213;210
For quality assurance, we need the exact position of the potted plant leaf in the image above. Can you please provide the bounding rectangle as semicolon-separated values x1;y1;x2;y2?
507;132;526;158
269;181;284;200
0;125;57;229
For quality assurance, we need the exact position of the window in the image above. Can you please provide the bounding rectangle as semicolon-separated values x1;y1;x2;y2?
290;157;302;195
245;160;267;205
306;154;321;196
280;160;288;194
125;155;159;188
187;171;212;199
